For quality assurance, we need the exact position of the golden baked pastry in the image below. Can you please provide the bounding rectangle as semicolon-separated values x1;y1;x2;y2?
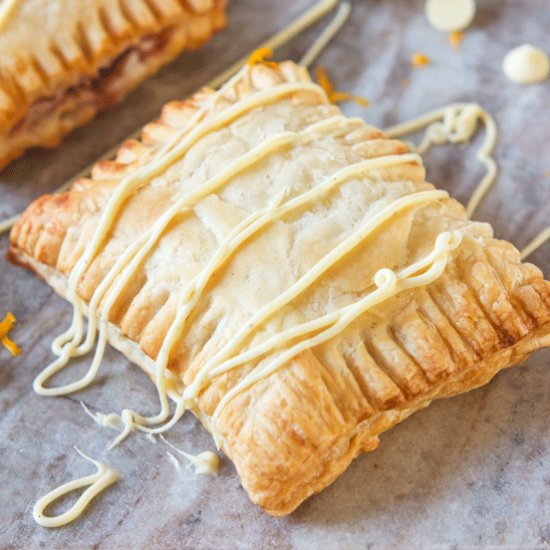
0;0;226;170
9;61;550;516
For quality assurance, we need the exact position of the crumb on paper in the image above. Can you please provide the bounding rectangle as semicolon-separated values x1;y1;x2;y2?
411;53;431;68
402;77;411;87
0;312;20;356
448;31;464;51
315;66;369;107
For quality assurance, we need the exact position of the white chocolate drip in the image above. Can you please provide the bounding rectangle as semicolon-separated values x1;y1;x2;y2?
161;435;219;476
520;226;550;261
0;214;18;234
385;103;549;261
81;401;122;430
299;1;351;67
33;447;119;528
384;103;497;218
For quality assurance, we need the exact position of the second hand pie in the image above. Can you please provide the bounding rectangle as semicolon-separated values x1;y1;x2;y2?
9;61;550;516
0;0;227;170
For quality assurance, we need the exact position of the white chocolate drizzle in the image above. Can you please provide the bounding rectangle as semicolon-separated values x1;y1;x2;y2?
183;189;449;401
161;436;219;476
75;187;455;448
204;0;339;89
81;401;122;431
210;230;462;427
299;1;351;67
384;103;498;218
33;78;330;398
520;226;550;261
385;104;550;259
32;447;119;528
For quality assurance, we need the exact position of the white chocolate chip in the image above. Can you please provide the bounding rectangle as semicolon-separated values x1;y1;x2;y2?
425;0;476;32
503;44;550;84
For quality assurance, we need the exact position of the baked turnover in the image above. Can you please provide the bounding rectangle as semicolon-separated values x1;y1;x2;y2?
9;61;550;516
0;0;226;170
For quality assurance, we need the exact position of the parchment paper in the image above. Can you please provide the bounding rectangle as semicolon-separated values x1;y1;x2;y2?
1;1;549;548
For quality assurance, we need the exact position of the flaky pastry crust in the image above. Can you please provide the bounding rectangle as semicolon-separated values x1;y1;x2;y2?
0;0;226;169
9;62;550;515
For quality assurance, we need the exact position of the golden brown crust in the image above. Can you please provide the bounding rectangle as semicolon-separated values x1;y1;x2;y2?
9;61;550;516
0;0;227;169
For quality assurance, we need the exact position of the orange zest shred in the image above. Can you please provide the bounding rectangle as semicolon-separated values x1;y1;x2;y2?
411;53;431;68
448;31;464;52
248;47;279;69
315;66;368;107
0;312;21;356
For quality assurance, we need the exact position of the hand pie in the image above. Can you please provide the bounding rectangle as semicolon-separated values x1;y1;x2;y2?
0;0;226;170
9;61;550;516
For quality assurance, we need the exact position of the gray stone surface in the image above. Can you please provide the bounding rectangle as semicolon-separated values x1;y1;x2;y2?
0;0;548;548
